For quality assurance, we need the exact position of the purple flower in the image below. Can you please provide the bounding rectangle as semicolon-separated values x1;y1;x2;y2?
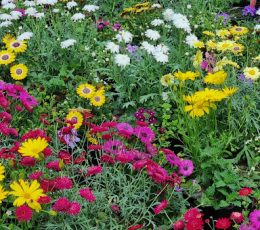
215;12;230;25
103;140;125;154
178;160;194;177
19;92;38;112
116;122;134;137
127;44;138;54
146;143;157;156
134;126;155;144
58;127;80;148
249;210;260;227
239;224;257;230
166;153;181;167
15;8;26;17
238;74;254;85
112;23;121;31
242;5;256;16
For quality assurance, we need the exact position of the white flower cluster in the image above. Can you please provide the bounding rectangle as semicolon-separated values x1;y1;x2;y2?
115;30;133;43
141;42;169;64
71;13;85;22
17;32;34;40
60;39;76;49
36;0;58;5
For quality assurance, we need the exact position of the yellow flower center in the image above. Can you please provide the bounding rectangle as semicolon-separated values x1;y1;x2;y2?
248;70;255;76
23;192;31;199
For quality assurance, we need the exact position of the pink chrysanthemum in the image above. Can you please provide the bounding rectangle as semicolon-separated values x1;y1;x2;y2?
38;196;52;204
249;210;260;227
215;218;231;230
178;159;194;177
153;200;168;215
15;205;33;222
230;211;244;224
116;122;134;137
100;154;115;164
184;208;202;221
52;197;71;212
86;166;103;177
66;202;81;215
134;126;155;144
20;156;36;167
103;140;125;154
29;171;43;180
54;177;73;190
79;188;96;202
173;219;185;230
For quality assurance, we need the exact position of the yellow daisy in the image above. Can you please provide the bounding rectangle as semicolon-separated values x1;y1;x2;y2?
160;73;175;86
0;185;8;203
0;50;16;65
193;50;203;68
206;40;217;50
174;71;199;81
2;34;15;44
6;39;27;53
0;163;5;181
216;40;234;52
18;137;48;159
10;64;28;80
9;179;45;212
231;43;244;55
184;100;212;118
229;26;248;36
193;41;204;48
195;88;226;102
76;83;96;99
216;29;230;38
90;91;106;107
222;87;238;97
204;70;227;85
243;67;260;81
214;58;240;71
202;31;215;36
66;110;83;129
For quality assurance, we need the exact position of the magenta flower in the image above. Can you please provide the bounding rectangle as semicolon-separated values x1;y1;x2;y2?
178;160;194;177
103;140;126;154
134;126;155;144
249;210;260;227
115;152;134;164
166;153;181;167
19;92;38;112
66;202;81;215
116;122;134;137
147;162;168;184
79;188;96;202
153;200;169;215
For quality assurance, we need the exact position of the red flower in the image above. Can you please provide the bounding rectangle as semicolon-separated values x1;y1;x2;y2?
101;134;112;140
15;205;33;222
153;200;168;215
172;219;185;230
128;224;143;230
66;202;81;215
42;147;52;158
38;196;52;204
54;176;73;190
86;166;103;177
186;218;204;230
20;157;36;167
230;212;244;223
79;188;96;202
58;150;71;164
40;178;57;192
29;171;43;180
46;160;63;171
52;197;71;212
88;144;102;150
215;218;231;229
184;208;203;221
100;154;115;164
239;187;253;196
132;159;148;170
111;204;121;213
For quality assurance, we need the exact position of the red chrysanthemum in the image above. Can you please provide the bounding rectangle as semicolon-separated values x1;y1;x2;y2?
100;154;115;164
239;187;253;196
172;219;185;230
215;218;231;229
79;188;96;202
128;224;143;230
153;200;169;215
184;208;203;221
52;197;71;212
86;166;103;177
54;176;73;190
230;212;244;224
38;196;52;204
186;218;204;230
66;202;81;215
15;205;33;222
111;204;121;213
29;171;43;180
20;156;36;167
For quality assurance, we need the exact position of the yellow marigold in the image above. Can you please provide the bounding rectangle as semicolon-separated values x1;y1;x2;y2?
10;63;28;80
184;99;215;118
202;31;215;36
216;40;235;52
6;39;27;53
194;88;226;102
230;43;244;55
0;50;16;65
2;34;15;44
66;110;83;129
18;137;48;159
174;71;199;81
0;185;8;203
243;67;260;81
214;58;240;71
206;40;217;50
229;26;248;36
216;29;230;38
193;51;203;68
90;90;106;107
193;41;204;48
9;179;45;212
160;73;175;86
76;83;95;99
0;163;5;181
222;87;238;97
204;70;227;85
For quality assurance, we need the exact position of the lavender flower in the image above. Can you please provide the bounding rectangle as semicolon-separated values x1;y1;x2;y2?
238;74;253;85
58;127;80;148
242;5;256;16
127;44;138;54
215;12;230;25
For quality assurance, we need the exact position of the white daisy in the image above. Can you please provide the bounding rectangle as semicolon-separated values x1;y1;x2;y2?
106;42;120;53
163;8;175;21
66;1;77;9
25;7;37;16
185;34;198;47
151;19;164;26
154;44;169;54
151;3;162;9
0;21;12;27
23;0;36;7
17;32;33;40
83;4;99;12
172;13;191;33
114;54;130;67
10;11;22;20
254;25;260;31
36;0;58;5
145;29;161;41
53;8;59;13
71;13;85;22
60;39;76;49
116;30;133;43
2;3;15;9
0;13;12;21
153;51;168;63
256;8;260;15
141;41;155;54
35;12;45;19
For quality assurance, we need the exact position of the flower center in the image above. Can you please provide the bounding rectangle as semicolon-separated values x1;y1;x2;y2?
94;96;100;102
1;55;9;60
23;192;31;199
16;69;23;75
248;70;255;75
233;47;240;51
235;27;242;31
12;42;21;48
71;117;78;122
83;88;90;94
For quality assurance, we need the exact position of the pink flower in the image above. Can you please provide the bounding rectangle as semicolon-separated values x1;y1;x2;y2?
15;205;33;222
165;153;181;167
128;224;143;230
46;160;63;171
54;177;73;190
111;204;121;213
115;152;134;164
178;160;194;177
146;162;168;184
230;212;244;223
134;126;155;144
38;196;52;204
86;166;103;177
66;202;81;215
153;200;168;215
20;157;36;167
173;220;185;230
29;171;43;180
132;159;148;170
116;122;134;137
79;188;96;202
103;140;125;154
100;154;115;164
52;197;71;212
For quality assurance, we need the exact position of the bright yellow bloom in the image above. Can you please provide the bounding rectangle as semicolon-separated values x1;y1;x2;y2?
222;87;238;97
229;26;248;36
90;90;106;107
0;50;16;65
193;51;203;68
0;163;5;181
184;100;213;118
243;67;260;81
2;34;15;44
214;58;240;71
160;73;175;86
202;31;215;36
174;71;199;81
216;29;230;38
6;39;27;53
66;110;83;129
206;40;217;50
230;43;244;55
9;180;45;212
193;41;204;48
216;40;235;52
204;70;227;85
194;88;226;102
76;83;96;99
49;210;57;216
253;55;260;62
0;185;8;203
86;132;98;144
10;64;28;80
18;137;48;159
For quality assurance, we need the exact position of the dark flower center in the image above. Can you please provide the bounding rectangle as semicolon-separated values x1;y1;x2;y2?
94;96;100;102
12;42;21;48
2;55;9;60
235;28;242;31
83;88;90;94
16;69;23;75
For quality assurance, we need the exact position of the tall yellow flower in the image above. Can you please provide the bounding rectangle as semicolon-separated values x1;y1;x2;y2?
184;100;212;118
0;163;5;181
222;87;238;97
9;180;45;212
214;58;240;71
216;29;230;38
76;83;95;99
174;71;199;81
10;64;28;80
216;40;234;52
6;39;27;53
0;185;8;203
0;50;16;65
90;90;106;107
2;34;15;44
160;73;175;86
193;51;203;68
231;43;244;55
18;137;48;159
204;70;227;85
66;110;83;129
229;26;248;36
